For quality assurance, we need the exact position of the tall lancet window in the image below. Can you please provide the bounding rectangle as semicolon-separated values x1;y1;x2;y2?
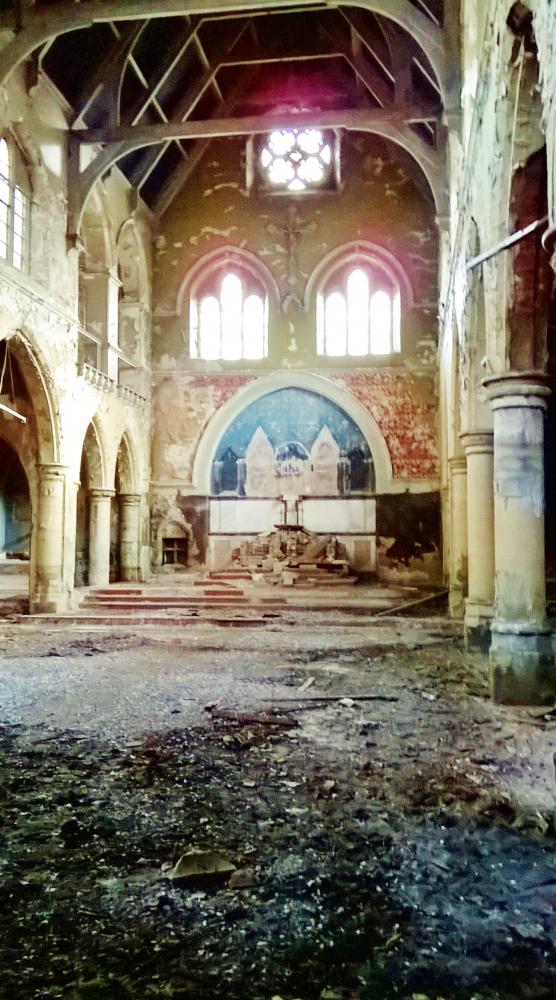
0;138;29;272
190;265;268;361
317;257;402;357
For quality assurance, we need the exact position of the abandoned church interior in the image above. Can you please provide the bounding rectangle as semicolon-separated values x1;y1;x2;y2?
1;1;556;997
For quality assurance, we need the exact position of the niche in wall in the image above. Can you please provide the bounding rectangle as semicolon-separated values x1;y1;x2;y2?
208;387;377;571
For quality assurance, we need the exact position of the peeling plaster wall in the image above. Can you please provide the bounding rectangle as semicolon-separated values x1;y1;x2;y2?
0;68;153;607
153;133;439;368
331;372;438;481
151;133;440;582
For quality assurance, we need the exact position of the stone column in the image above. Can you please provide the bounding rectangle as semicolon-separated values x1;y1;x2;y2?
461;431;494;650
88;489;114;587
119;493;142;582
448;456;468;618
484;374;555;704
31;463;69;613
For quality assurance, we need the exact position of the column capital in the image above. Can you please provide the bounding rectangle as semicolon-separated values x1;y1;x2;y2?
460;430;493;455
119;492;142;505
38;463;69;480
89;488;115;500
483;372;551;410
448;455;467;473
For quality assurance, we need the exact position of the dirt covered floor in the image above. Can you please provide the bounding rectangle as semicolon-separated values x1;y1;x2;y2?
0;614;555;1000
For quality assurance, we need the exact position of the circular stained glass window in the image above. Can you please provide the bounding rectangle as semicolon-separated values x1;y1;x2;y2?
259;128;334;192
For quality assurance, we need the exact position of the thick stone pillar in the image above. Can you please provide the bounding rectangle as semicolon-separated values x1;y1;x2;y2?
485;374;555;704
461;432;494;650
448;456;468;618
119;493;142;581
32;464;69;613
88;489;114;587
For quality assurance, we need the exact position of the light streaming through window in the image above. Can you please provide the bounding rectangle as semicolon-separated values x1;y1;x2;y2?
192;270;267;361
259;128;333;193
0;138;27;271
318;264;401;357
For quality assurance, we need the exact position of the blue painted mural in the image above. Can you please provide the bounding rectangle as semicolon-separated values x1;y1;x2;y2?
212;388;374;496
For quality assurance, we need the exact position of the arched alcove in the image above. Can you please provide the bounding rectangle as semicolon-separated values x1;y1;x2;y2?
200;376;387;573
0;437;31;605
74;420;107;587
192;371;394;494
111;432;142;583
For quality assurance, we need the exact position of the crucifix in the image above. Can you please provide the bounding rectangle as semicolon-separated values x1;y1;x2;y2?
266;203;317;307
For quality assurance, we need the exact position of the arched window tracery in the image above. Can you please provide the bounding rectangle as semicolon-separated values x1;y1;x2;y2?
190;262;268;362
316;256;402;358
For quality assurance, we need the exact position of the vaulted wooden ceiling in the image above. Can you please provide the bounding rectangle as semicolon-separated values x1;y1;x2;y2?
0;1;450;226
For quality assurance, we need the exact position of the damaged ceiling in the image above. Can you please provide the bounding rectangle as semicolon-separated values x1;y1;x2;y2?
18;1;447;217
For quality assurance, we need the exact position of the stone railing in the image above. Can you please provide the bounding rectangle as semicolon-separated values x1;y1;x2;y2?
79;362;148;406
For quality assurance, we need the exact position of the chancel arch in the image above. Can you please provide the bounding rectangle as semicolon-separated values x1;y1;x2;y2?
192;372;394;496
200;377;389;573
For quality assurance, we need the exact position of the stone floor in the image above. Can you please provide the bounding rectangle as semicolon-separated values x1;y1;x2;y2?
0;607;555;998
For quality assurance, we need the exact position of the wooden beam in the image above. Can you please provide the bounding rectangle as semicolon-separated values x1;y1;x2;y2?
0;0;445;97
71;22;146;126
76;105;441;147
151;67;259;217
69;103;447;234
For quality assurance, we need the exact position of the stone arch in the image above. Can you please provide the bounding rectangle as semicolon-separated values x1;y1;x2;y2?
192;371;394;494
117;218;150;306
177;244;280;319
305;239;415;309
81;188;114;272
79;419;109;491
114;431;140;495
0;329;60;465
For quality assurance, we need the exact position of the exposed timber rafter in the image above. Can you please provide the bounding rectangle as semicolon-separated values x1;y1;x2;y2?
68;105;446;235
122;16;251;189
151;67;259;218
75;105;442;147
70;21;147;127
0;0;445;97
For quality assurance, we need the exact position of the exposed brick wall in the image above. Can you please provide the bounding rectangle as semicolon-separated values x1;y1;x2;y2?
332;371;439;480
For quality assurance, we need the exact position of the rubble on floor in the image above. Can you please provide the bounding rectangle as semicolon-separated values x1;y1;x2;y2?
0;619;554;999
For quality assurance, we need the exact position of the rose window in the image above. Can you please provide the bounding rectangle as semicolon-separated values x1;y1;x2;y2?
259;128;334;192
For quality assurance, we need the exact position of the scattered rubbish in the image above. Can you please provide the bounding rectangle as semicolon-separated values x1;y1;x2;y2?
169;849;237;889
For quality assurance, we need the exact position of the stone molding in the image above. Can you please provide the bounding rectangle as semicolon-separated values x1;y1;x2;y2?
460;431;493;455
483;372;551;411
89;488;115;501
119;493;142;506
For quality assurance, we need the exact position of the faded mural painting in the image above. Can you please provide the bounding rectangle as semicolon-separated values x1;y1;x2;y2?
211;388;375;497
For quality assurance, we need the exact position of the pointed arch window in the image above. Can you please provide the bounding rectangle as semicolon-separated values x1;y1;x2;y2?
317;258;402;358
0;138;29;272
190;265;268;361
